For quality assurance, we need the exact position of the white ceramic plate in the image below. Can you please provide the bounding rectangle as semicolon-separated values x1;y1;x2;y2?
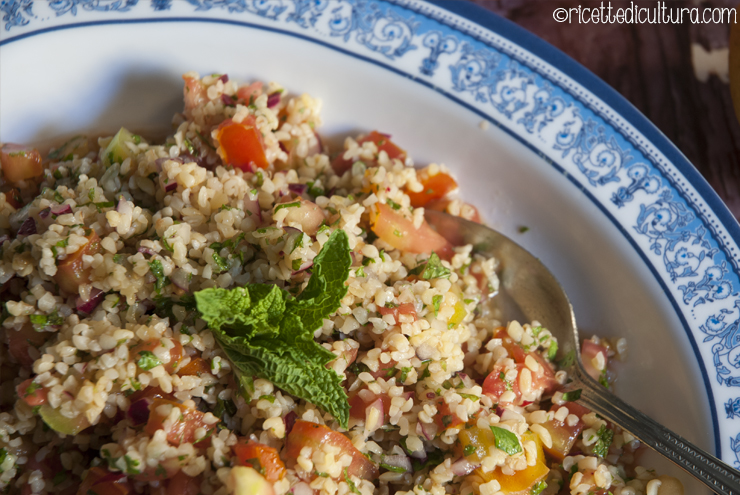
2;1;739;490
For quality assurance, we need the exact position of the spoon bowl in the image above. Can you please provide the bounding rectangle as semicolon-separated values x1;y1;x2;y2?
425;209;740;495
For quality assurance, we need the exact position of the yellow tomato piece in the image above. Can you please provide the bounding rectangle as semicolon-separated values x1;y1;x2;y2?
477;431;549;495
459;426;497;464
448;300;467;328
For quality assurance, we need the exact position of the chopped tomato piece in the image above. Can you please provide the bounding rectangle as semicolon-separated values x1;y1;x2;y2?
7;323;47;369
0;144;43;183
233;440;286;482
2;187;22;209
285;420;378;480
406;168;458;207
127;386;177;405
332;131;406;175
348;388;391;422
145;399;218;446
166;472;201;495
183;75;208;116
329;346;358;370
216;117;268;171
77;467;132;495
178;357;211;376
491;328;558;397
370;203;453;260
539;403;589;461
434;400;464;431
236;81;263;102
582;340;609;382
16;378;47;406
130;339;184;374
482;364;522;404
458;426;497;463
54;230;102;295
478;431;549;494
426;198;482;223
377;302;417;323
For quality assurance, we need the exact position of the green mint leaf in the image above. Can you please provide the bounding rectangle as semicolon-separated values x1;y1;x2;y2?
592;424;613;458
561;389;582;402
213;331;348;428
194;230;352;428
490;426;522;455
195;285;285;339
287;229;351;334
136;351;162;371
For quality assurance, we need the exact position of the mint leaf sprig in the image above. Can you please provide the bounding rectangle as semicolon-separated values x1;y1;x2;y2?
194;229;352;428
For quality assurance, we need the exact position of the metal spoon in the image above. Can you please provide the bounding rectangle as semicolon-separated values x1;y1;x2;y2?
424;210;740;495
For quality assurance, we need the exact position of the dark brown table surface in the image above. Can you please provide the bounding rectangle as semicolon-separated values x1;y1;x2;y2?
471;0;740;220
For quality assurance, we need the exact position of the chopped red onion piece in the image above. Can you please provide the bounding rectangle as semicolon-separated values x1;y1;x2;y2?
291;261;313;276
279;141;289;154
521;400;533;407
284;411;297;435
217;74;229;83
138;247;155;256
417;420;438;441
128;397;153;426
283;226;302;234
495;405;506;417
164;181;177;192
402;391;414;400
144;272;156;284
450;457;478;476
291;482;312;495
0;235;9;245
288;183;307;195
266;92;281;108
96;472;128;485
17;218;36;236
243;195;262;223
382;454;412;473
426;392;435;399
410;449;427;460
38;208;50;219
76;288;105;314
63;390;75;399
221;94;235;106
50;204;72;216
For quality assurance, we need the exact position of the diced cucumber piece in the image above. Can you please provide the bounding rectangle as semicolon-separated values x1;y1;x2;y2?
39;403;90;435
228;466;274;495
102;127;144;167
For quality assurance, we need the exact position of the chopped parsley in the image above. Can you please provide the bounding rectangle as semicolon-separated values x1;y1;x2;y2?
136;350;163;371
408;252;450;280
592;424;614;458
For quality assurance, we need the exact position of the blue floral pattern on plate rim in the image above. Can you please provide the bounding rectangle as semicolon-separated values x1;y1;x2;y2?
3;0;740;463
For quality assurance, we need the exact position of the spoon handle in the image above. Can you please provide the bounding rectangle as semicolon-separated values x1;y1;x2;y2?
572;370;740;495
